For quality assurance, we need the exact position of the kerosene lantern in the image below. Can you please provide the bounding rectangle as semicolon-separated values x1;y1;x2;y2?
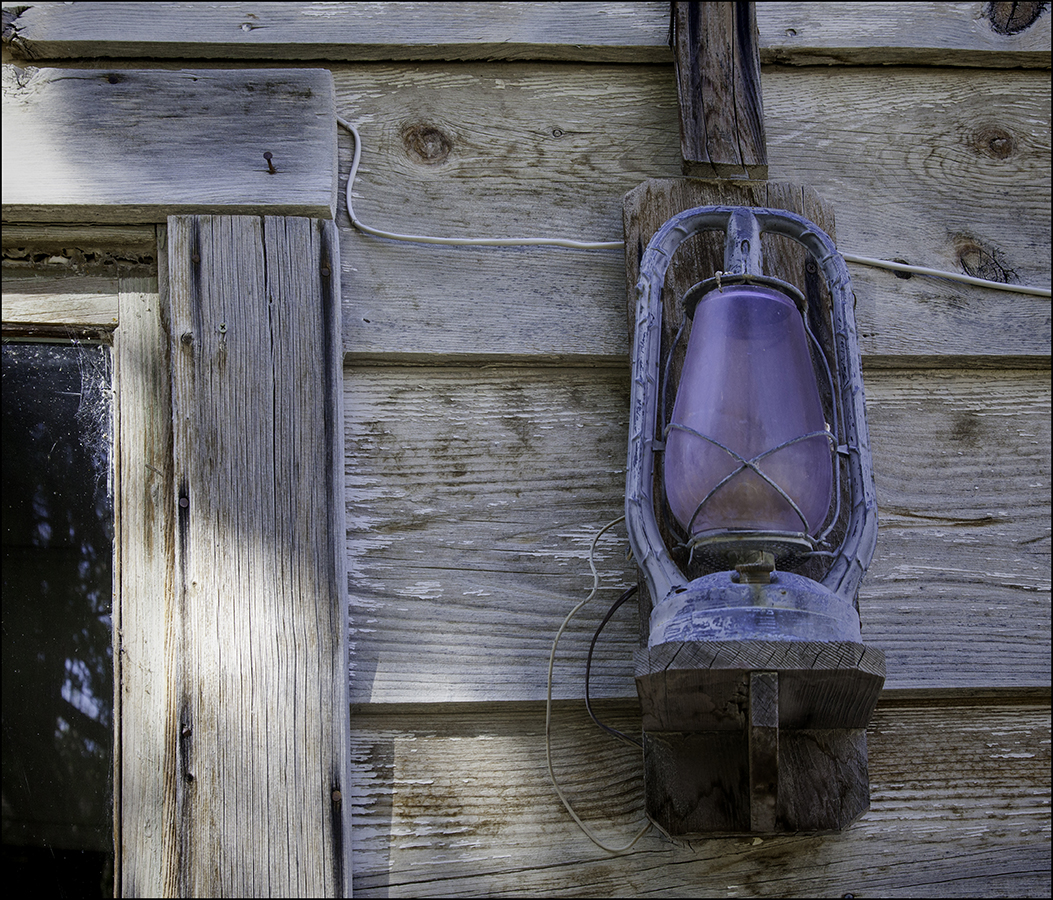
626;206;885;834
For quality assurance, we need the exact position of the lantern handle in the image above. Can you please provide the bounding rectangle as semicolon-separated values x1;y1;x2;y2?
724;207;763;276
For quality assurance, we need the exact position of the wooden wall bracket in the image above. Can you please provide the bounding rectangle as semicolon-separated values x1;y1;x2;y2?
635;641;885;833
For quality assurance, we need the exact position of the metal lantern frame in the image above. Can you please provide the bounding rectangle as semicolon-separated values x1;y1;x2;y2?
625;206;879;639
625;205;885;835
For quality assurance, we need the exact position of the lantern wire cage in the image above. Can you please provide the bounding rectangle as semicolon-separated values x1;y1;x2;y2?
652;248;852;586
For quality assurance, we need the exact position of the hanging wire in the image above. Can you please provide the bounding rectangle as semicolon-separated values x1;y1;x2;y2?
585;584;642;749
337;116;623;250
545;516;651;854
840;252;1051;297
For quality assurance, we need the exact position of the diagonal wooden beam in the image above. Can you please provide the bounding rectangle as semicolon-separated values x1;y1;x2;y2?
670;1;767;179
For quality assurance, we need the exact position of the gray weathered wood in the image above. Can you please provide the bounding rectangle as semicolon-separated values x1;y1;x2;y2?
112;262;180;896
671;2;768;178
335;64;1050;362
1;224;157;251
1;1;673;63
760;1;1052;67
4;3;1048;67
1;226;158;327
1;66;337;223
1;271;119;327
168;215;351;896
344;366;1050;702
347;700;1051;897
862;367;1052;689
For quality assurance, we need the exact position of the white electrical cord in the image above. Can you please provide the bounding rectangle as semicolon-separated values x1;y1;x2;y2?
337;117;1051;297
544;515;651;855
841;252;1051;298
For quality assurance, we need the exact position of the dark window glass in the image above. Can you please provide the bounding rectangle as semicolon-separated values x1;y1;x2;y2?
2;342;114;898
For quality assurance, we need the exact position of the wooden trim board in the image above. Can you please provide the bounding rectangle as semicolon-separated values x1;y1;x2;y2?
2;66;337;223
163;214;351;896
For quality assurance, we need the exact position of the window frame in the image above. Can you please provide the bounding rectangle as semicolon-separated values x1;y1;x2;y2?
3;64;351;898
2;225;161;893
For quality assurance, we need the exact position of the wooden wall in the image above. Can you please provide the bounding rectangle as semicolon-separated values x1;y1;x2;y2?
5;2;1049;896
335;7;1050;897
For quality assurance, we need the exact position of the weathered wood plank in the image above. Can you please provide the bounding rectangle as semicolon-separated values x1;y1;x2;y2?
335;64;1050;362
2;226;159;327
344;366;1050;702
862;368;1052;689
671;2;768;178
2;271;119;327
761;1;1052;67
4;3;1048;67
1;66;336;223
344;366;633;704
1;224;157;250
112;264;179;897
2;1;673;63
765;67;1052;364
348;700;1051;897
168;215;350;896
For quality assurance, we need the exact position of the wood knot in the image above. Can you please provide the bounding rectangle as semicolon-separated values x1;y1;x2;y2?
891;258;913;280
955;237;1017;284
968;124;1016;160
401;123;453;165
985;1;1048;34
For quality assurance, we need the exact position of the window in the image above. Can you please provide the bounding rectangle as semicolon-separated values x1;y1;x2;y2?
2;340;115;897
2;232;151;897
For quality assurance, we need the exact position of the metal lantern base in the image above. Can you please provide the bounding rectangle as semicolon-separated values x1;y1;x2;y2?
647;570;863;646
634;639;885;834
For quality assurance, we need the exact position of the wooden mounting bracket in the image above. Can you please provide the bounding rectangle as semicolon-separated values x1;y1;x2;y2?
635;641;885;833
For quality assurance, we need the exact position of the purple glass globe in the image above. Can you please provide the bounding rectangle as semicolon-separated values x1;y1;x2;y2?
664;283;833;549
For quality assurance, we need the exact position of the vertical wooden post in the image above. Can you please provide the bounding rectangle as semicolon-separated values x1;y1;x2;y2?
164;215;351;896
671;1;768;179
